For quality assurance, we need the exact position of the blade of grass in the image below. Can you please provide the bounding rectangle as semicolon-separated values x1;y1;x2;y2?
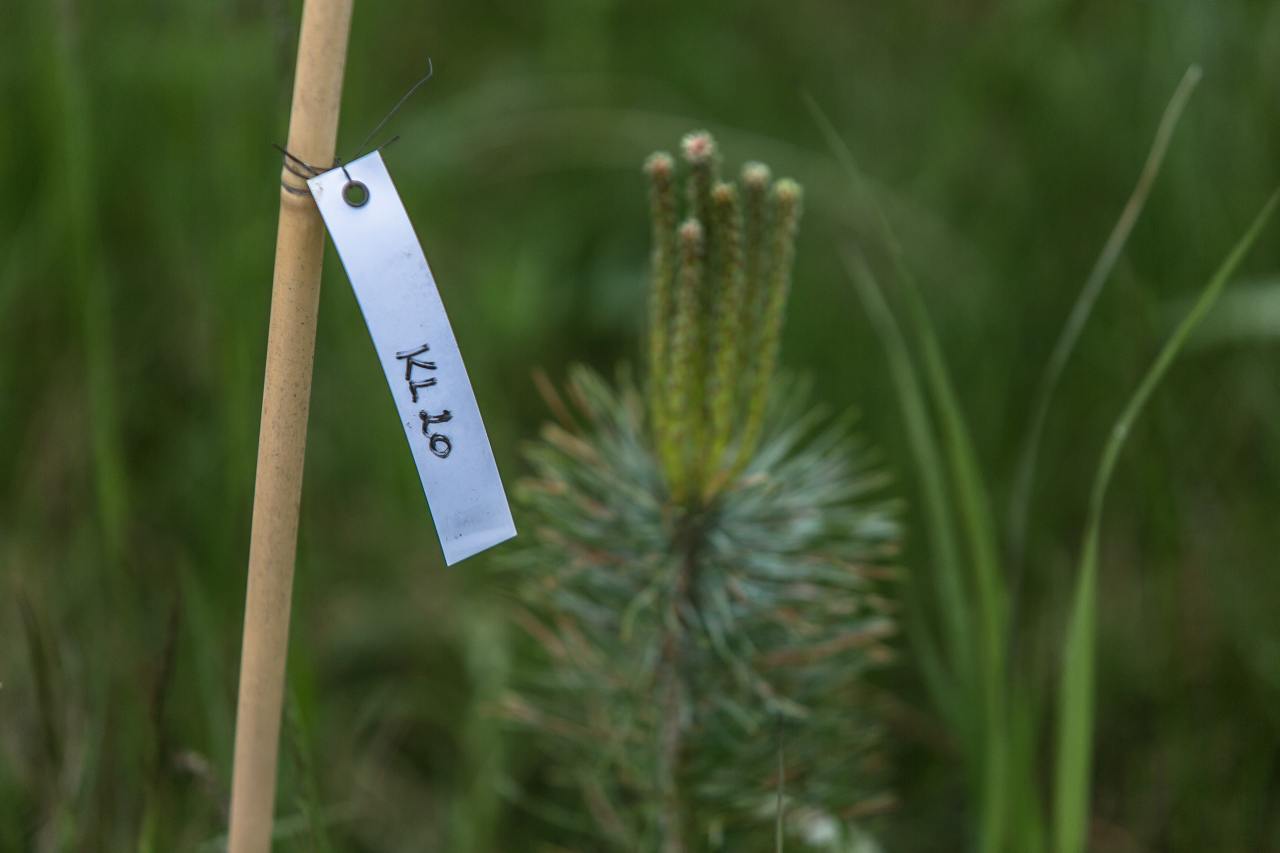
811;94;1012;851
891;219;1011;853
1052;188;1280;853
843;248;970;738
818;108;973;706
17;584;63;775
1007;687;1047;853
50;0;128;560
1009;64;1203;571
285;687;333;853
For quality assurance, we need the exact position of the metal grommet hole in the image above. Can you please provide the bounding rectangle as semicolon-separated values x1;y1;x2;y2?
343;180;370;208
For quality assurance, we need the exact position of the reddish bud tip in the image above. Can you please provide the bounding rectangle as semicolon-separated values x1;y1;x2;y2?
645;151;674;178
680;131;716;164
678;218;704;245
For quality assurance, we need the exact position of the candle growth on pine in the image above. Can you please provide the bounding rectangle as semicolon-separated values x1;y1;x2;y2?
648;133;805;504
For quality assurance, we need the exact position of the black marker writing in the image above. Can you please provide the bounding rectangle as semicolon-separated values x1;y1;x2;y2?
396;342;452;457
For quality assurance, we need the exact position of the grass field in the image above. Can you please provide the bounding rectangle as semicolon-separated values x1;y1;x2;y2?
4;1;1280;850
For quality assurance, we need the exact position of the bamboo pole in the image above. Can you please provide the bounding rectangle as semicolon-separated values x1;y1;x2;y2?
228;2;353;850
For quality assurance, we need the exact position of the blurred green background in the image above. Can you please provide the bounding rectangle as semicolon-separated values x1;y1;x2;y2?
5;0;1280;850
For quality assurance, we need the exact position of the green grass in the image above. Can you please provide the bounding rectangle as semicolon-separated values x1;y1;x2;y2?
1053;189;1280;853
815;57;1278;853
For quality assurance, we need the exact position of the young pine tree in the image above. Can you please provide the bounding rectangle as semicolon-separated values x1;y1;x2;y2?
505;132;900;851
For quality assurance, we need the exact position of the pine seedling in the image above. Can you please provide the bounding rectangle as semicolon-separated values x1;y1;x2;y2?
507;132;901;851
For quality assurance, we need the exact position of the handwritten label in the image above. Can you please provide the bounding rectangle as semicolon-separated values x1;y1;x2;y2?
308;152;516;565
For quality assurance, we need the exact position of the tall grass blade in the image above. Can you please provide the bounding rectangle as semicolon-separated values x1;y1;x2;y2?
814;100;973;696
1009;65;1202;568
812;94;1012;850
47;0;129;559
17;585;62;774
1052;188;1280;853
843;249;968;732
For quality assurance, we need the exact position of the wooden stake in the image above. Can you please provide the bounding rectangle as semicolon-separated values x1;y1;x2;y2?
228;2;352;850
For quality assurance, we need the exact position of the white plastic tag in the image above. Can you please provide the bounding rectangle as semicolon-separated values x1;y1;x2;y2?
308;152;516;565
